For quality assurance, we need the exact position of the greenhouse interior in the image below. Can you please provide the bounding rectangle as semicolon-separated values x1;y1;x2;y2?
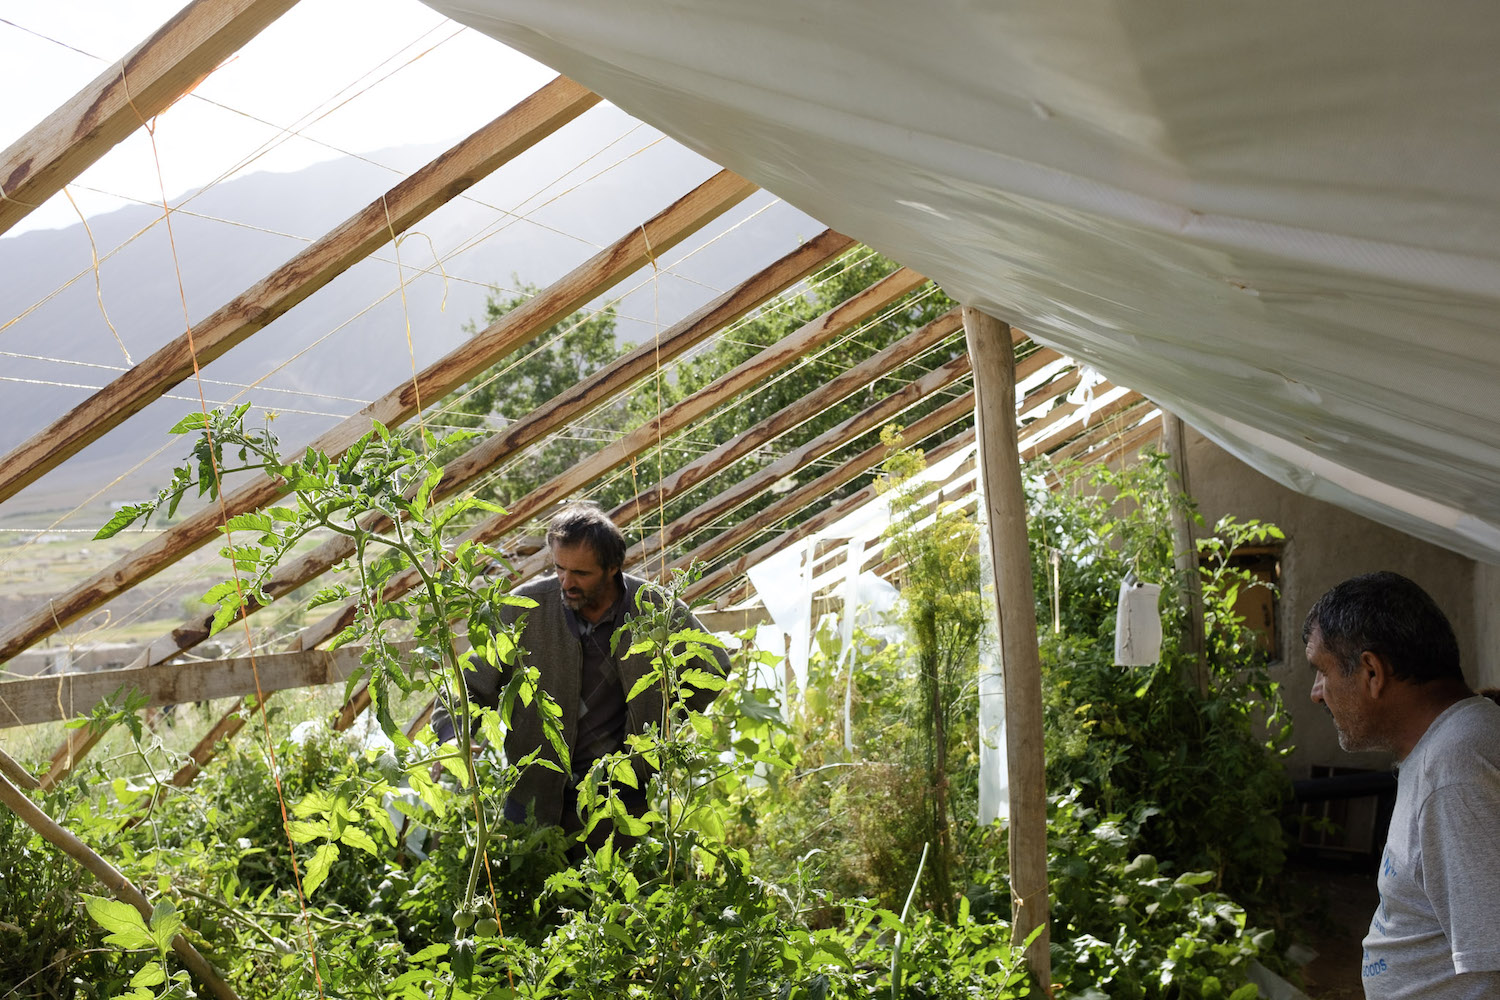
2;2;1499;998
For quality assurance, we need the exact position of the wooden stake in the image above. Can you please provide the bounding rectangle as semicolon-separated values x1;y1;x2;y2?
0;770;240;999
1163;412;1208;695
0;75;600;504
0;0;298;238
962;306;1051;990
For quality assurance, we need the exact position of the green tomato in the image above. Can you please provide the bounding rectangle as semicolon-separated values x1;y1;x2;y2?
476;899;494;919
453;908;476;930
475;917;498;938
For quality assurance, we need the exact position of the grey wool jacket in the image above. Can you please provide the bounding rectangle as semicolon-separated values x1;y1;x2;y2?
433;572;731;827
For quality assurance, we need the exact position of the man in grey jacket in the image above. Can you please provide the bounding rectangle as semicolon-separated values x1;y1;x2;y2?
1305;572;1500;999
435;502;730;848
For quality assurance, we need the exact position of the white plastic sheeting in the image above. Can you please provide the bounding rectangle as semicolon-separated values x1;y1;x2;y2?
426;0;1500;564
1113;580;1164;668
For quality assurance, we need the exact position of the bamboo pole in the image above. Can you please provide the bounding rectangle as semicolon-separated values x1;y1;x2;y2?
1163;412;1209;695
0;75;600;504
0;0;299;237
0;169;756;664
962;306;1050;991
0;770;240;999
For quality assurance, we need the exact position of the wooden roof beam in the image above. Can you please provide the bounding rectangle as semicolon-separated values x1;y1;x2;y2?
664;389;977;586
0;168;756;663
292;265;931;656
0;75;600;504
626;353;983;576
0;0;300;236
504;308;975;584
123;229;854;670
685;425;980;603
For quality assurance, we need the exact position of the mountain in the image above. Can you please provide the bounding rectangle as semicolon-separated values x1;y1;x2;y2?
0;106;820;523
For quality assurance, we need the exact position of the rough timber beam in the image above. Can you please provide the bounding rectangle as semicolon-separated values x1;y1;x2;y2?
665;388;978;587
125;231;854;670
505;308;976;585
962;307;1050;986
0;75;601;505
0;642;385;730
626;352;984;577
0;169;756;664
0;0;300;237
685;426;980;603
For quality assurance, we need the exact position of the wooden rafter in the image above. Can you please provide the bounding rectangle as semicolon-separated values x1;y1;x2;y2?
627;353;984;575
685;426;980;603
0;75;601;505
503;308;972;586
0;169;757;663
304;268;935;722
123;231;855;670
0;642;389;730
0;0;299;237
664;389;978;586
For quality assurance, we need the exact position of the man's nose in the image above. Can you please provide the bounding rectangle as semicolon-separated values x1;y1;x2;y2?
1310;674;1325;705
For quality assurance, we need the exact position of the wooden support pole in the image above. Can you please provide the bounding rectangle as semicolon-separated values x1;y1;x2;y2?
0;169;756;664
0;745;41;791
0;75;600;505
123;232;853;671
1162;412;1208;695
962;306;1050;990
685;427;980;602
0;0;299;238
0;770;240;999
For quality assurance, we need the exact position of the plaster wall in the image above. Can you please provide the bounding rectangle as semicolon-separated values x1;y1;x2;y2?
1183;428;1481;779
1475;561;1500;690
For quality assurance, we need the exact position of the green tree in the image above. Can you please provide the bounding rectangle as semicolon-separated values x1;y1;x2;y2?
424;281;628;508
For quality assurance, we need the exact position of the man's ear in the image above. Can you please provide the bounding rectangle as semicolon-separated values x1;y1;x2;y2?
1360;649;1397;698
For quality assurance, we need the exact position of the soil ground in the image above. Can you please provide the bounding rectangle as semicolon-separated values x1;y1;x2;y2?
1293;860;1378;999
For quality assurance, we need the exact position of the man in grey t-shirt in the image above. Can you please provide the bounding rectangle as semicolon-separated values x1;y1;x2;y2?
1304;572;1500;999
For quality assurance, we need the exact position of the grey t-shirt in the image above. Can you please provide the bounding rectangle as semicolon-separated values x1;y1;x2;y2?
1363;696;1500;999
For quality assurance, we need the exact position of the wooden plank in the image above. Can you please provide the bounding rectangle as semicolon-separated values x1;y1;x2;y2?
685;426;981;602
0;75;601;505
124;233;853;670
665;389;978;584
0;643;386;729
628;353;978;575
295;265;931;654
0;169;756;664
0;0;299;237
963;308;1050;986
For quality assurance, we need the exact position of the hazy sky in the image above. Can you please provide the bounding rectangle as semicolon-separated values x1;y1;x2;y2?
0;0;553;236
